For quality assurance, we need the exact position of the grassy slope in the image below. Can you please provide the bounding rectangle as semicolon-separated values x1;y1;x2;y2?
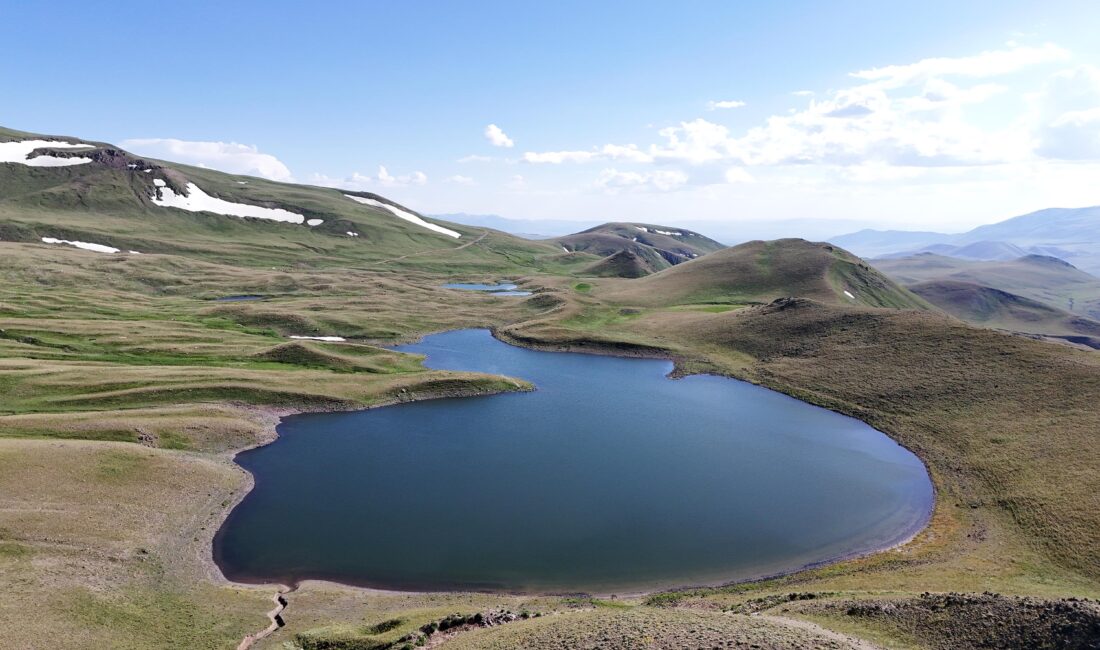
874;253;1100;319
4;125;1100;648
0;127;586;275
907;279;1100;347
604;238;931;310
3;233;1099;648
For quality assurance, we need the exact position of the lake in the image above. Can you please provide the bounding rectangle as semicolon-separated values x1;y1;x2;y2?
215;329;932;593
442;282;532;296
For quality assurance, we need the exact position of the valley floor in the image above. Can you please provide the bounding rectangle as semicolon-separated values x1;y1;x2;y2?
2;243;1100;649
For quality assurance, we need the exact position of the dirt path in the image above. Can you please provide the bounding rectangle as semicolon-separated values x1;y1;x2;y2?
237;589;289;650
376;230;488;264
753;614;885;650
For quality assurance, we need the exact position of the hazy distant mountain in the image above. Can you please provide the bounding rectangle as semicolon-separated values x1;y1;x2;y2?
874;253;1100;320
832;206;1100;274
440;214;877;247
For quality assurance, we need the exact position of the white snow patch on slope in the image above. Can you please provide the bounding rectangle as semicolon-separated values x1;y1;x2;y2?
289;335;346;342
654;229;683;236
152;182;305;224
306;218;324;226
346;231;360;237
42;237;120;254
344;195;460;238
844;290;856;300
0;140;95;167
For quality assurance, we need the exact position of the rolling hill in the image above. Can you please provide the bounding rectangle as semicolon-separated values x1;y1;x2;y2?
0;125;567;272
907;280;1100;349
873;253;1100;320
557;222;725;276
605;238;930;309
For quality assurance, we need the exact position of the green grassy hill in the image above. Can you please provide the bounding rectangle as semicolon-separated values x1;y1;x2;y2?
874;253;1100;319
0;126;573;274
558;222;725;276
606;238;930;309
908;279;1100;348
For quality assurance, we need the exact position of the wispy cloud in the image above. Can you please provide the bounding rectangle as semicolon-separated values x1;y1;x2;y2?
310;165;427;190
706;99;746;110
851;42;1070;87
120;138;293;181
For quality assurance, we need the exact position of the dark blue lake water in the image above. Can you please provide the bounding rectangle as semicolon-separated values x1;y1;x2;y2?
215;329;932;593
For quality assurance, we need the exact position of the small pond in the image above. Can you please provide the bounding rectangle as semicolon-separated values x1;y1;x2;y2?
443;282;532;296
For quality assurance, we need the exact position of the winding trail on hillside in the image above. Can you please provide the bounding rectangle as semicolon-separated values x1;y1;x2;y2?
752;613;884;650
375;230;488;264
237;588;290;650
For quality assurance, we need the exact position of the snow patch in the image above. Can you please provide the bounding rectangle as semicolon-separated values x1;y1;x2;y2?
0;140;95;167
635;226;649;232
289;335;346;342
346;231;360;237
128;250;142;255
306;218;324;226
41;237;119;254
561;246;570;253
344;195;460;238
153;178;166;187
127;163;138;169
844;290;856;300
654;229;683;236
152;182;306;224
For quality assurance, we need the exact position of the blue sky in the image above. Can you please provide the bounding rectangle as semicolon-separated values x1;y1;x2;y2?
4;1;1100;235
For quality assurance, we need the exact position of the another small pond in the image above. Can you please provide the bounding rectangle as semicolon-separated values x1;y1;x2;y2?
215;329;932;593
443;282;532;296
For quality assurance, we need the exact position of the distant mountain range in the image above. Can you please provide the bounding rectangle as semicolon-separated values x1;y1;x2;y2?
439;213;878;247
832;207;1100;275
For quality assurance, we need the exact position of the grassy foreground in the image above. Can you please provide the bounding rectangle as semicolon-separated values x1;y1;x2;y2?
2;233;1099;649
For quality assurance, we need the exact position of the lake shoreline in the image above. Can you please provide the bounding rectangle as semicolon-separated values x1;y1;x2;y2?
205;326;937;599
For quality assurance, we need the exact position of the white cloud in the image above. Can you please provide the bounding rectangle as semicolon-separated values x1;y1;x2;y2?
1034;65;1100;160
792;90;815;97
522;143;653;164
506;174;527;190
707;99;747;110
446;174;475;185
458;154;493;163
484;124;514;148
376;165;427;186
851;43;1070;88
723;168;754;183
596;168;689;193
310;165;427;190
523;150;596;164
523;43;1071;172
120;138;293;181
